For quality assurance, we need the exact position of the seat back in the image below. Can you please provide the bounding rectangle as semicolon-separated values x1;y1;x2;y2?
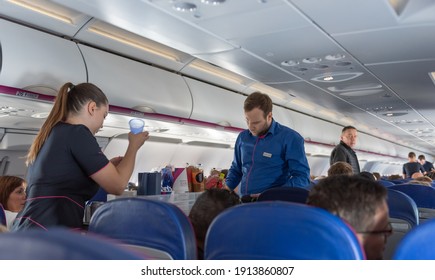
378;180;395;187
204;201;365;260
0;204;6;226
384;189;419;259
88;197;197;260
389;184;435;223
0;228;142;259
394;218;435;259
257;186;309;204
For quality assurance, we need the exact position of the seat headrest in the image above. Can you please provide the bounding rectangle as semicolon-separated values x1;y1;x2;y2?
205;201;364;260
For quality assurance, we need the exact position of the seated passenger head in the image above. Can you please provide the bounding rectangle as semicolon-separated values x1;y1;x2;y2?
0;176;27;212
327;162;353;177
411;172;423;179
358;171;377;181
372;172;381;180
307;175;389;260
409;176;433;186
188;189;240;258
388;174;402;180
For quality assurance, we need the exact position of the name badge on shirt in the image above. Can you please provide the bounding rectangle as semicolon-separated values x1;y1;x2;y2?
263;152;272;158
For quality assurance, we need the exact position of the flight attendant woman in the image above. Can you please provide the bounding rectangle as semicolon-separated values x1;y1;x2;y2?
13;82;149;231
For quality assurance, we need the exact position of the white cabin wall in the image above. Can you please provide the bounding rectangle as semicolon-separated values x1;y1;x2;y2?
0;150;27;178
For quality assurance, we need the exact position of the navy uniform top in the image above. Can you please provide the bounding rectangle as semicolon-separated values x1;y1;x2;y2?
226;119;311;195
13;123;109;231
402;162;425;178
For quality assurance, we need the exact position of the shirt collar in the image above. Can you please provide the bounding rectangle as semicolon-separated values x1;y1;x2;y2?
257;119;276;138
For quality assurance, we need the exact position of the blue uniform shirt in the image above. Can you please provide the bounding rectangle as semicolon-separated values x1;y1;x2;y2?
226;119;311;195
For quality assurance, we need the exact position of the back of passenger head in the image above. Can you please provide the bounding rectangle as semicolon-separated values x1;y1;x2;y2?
409;176;433;187
188;188;240;259
372;172;381;181
358;171;377;181
327;162;353;177
388;174;402;180
307;175;390;260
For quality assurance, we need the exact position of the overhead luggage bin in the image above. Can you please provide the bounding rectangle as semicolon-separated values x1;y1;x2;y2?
0;19;86;95
79;45;193;119
184;77;246;129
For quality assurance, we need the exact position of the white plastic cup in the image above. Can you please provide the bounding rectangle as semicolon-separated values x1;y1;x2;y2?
129;118;144;134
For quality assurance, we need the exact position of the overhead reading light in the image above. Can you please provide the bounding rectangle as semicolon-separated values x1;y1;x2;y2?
302;57;321;64
173;2;197;12
382;112;408;117
31;112;50;119
201;0;226;5
189;61;245;84
429;72;435;84
8;0;74;24
325;54;345;61
88;25;179;62
311;72;363;83
281;60;299;67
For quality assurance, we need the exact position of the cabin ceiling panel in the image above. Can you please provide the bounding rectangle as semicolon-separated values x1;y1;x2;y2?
195;1;310;40
52;0;236;55
334;25;435;64
288;0;399;34
271;81;366;115
79;45;193;118
195;49;300;83
0;19;86;94
367;61;435;123
232;26;345;69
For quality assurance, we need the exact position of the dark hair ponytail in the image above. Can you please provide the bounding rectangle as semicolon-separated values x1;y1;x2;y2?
26;82;107;165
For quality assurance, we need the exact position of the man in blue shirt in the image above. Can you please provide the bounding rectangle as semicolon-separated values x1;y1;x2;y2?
225;92;311;196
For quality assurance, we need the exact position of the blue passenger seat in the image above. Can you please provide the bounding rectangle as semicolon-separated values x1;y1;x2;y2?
378;180;395;187
0;204;6;227
389;184;435;223
384;189;419;259
204;201;364;260
0;228;142;259
394;218;435;259
257;186;309;204
88;197;197;260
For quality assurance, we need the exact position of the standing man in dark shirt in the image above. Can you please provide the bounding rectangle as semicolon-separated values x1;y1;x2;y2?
403;152;425;178
418;154;435;175
330;126;360;174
